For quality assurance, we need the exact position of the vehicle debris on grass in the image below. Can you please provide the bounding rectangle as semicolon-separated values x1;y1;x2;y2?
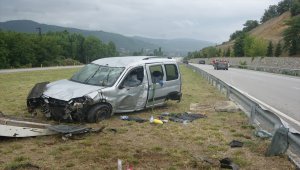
220;157;239;170
120;116;148;123
161;112;207;124
229;140;244;148
254;129;273;139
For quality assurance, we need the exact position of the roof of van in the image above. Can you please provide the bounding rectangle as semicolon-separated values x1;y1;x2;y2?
92;56;176;67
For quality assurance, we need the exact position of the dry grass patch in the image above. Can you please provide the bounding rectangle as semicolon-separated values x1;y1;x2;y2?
0;65;295;169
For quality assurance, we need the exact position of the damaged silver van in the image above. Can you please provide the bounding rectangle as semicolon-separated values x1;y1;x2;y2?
27;56;182;122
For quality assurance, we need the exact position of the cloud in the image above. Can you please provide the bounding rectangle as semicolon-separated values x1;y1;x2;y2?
0;0;281;42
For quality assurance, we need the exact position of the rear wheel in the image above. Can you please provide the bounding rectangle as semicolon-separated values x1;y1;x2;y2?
87;104;111;123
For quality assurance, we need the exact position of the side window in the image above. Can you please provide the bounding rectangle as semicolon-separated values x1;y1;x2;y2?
122;67;144;87
149;65;164;83
164;64;178;81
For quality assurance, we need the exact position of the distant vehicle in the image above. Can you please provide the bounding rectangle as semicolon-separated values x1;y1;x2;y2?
198;60;205;64
27;56;182;123
214;60;229;70
183;60;189;64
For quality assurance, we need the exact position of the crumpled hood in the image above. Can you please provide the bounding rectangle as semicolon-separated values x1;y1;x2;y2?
43;79;104;101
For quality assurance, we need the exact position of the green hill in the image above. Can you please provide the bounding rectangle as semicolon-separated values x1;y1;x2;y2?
0;20;213;56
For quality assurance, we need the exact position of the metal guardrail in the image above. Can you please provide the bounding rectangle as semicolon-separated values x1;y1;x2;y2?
187;64;300;167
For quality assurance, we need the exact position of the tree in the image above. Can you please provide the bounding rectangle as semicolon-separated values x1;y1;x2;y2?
217;48;222;57
225;48;231;57
261;5;279;23
153;47;163;56
233;33;246;57
243;20;259;32
244;35;267;57
229;30;244;41
277;0;292;15
200;46;218;58
83;36;102;63
283;16;300;56
0;39;9;68
275;42;283;57
291;0;300;16
267;41;274;57
107;41;118;56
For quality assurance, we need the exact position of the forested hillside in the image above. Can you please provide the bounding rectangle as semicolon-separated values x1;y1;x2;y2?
0;30;118;69
0;20;158;53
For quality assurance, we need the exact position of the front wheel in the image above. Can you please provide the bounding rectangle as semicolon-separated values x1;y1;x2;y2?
87;104;112;123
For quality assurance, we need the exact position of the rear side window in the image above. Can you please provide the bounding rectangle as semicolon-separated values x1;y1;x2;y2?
149;65;164;83
164;64;178;81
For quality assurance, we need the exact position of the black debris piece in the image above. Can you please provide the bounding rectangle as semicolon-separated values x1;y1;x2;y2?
48;125;91;134
48;125;105;140
108;128;117;133
158;115;166;120
120;116;148;123
169;117;188;123
229;140;244;148
220;157;239;170
165;112;206;123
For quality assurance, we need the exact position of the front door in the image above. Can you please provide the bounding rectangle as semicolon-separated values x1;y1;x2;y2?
116;66;148;111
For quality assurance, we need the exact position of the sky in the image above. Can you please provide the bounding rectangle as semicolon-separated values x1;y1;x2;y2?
0;0;281;43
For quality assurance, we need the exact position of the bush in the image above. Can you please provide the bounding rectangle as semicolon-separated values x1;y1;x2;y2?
57;58;82;66
238;61;247;69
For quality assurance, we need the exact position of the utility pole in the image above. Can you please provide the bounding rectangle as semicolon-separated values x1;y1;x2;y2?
36;27;42;37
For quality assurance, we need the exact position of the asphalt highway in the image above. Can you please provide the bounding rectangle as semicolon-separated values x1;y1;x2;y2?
191;63;300;131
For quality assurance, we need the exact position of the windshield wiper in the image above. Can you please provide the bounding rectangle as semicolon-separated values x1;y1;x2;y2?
101;69;112;86
84;67;100;84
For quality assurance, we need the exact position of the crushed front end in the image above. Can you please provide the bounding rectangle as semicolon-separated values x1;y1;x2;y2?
27;82;93;122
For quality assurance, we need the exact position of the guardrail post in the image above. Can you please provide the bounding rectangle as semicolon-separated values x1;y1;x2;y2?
226;85;230;99
250;104;257;124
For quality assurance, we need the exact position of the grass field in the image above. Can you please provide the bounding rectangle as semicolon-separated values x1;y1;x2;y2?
0;66;295;169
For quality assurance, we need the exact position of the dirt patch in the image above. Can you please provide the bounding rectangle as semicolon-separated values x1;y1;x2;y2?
190;103;214;113
214;101;240;113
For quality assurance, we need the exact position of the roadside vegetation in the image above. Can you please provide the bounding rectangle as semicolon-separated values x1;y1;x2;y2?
0;66;295;169
0;30;119;69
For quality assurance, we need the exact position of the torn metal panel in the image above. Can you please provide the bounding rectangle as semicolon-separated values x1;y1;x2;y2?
0;116;57;137
0;114;102;137
0;125;56;137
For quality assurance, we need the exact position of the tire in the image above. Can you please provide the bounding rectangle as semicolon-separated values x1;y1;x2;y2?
86;104;111;123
